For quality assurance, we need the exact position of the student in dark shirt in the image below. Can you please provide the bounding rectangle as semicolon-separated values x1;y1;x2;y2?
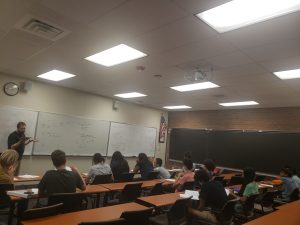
110;151;129;181
189;168;228;224
133;153;153;179
38;150;86;195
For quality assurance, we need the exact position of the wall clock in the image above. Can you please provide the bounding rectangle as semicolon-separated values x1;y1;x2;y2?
3;82;19;96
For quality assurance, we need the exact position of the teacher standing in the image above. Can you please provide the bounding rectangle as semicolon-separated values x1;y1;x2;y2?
7;122;36;175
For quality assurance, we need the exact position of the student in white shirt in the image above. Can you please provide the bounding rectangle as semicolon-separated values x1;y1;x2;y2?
154;158;171;179
86;153;112;184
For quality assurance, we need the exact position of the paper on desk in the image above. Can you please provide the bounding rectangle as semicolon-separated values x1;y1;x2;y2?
7;188;38;198
225;188;230;196
18;174;39;179
180;190;199;200
259;183;273;188
82;173;88;176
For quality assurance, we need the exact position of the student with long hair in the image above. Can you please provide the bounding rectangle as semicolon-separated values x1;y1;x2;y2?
133;153;153;179
110;151;129;181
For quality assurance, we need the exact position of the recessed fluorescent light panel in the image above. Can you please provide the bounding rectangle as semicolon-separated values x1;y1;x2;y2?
37;70;76;81
163;105;192;109
273;69;300;79
114;92;147;98
170;82;219;92
85;44;147;67
219;101;259;107
197;0;300;33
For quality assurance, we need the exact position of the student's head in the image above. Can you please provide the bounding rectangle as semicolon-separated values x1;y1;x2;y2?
51;150;66;168
0;149;19;172
92;153;105;165
111;151;124;162
17;122;26;134
182;159;193;171
280;167;292;177
138;153;149;164
194;167;209;183
155;158;163;167
203;159;216;172
243;167;256;182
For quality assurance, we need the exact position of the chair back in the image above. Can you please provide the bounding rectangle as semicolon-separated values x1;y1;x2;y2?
48;192;86;213
255;175;266;182
217;199;239;223
228;176;243;185
22;203;63;220
149;182;163;196
120;183;143;203
180;181;195;191
213;176;225;182
147;171;159;180
78;218;126;225
92;174;113;184
118;173;135;182
258;190;276;207
243;194;259;213
167;197;190;225
289;188;299;202
121;207;153;225
0;183;14;208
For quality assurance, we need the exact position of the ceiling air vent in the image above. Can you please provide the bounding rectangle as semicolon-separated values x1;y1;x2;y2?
15;15;70;41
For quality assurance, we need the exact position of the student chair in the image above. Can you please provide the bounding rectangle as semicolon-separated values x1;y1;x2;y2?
117;173;135;182
289;188;299;202
121;207;154;225
48;192;87;213
234;194;259;223
149;197;191;225
228;176;243;186
0;183;15;225
92;174;113;184
255;175;266;182
106;183;143;205
147;171;159;180
149;182;164;196
78;218;126;225
254;190;277;214
21;203;63;220
180;181;195;191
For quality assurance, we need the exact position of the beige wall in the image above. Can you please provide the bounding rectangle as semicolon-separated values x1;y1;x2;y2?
0;73;167;175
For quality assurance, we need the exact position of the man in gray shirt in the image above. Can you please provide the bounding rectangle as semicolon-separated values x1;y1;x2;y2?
86;153;112;184
154;158;171;179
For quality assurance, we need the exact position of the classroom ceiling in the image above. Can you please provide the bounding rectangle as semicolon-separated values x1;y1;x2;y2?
0;0;300;111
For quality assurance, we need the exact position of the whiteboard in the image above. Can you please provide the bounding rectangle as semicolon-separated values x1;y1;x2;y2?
107;122;156;157
34;112;110;156
0;106;38;155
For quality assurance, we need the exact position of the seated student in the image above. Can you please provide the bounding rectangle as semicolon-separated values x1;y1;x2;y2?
291;168;300;187
86;153;112;184
189;168;228;224
203;159;217;179
232;167;259;213
153;158;171;179
38;150;86;195
173;159;194;192
133;153;153;180
279;167;299;202
110;151;129;181
0;149;19;184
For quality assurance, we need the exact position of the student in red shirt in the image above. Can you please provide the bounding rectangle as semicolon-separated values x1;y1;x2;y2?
173;159;194;192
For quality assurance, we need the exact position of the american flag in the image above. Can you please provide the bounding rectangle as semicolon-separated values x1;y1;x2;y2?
159;114;167;143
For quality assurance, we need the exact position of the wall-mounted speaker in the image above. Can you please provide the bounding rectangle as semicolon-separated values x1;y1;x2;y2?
20;81;32;93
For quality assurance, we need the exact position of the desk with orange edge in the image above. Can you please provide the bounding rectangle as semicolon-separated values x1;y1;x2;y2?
21;202;148;225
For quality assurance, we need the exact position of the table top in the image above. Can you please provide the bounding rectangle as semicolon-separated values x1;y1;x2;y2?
244;200;300;225
14;175;42;183
9;184;109;202
137;192;182;208
101;179;174;191
22;202;148;225
220;173;241;181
